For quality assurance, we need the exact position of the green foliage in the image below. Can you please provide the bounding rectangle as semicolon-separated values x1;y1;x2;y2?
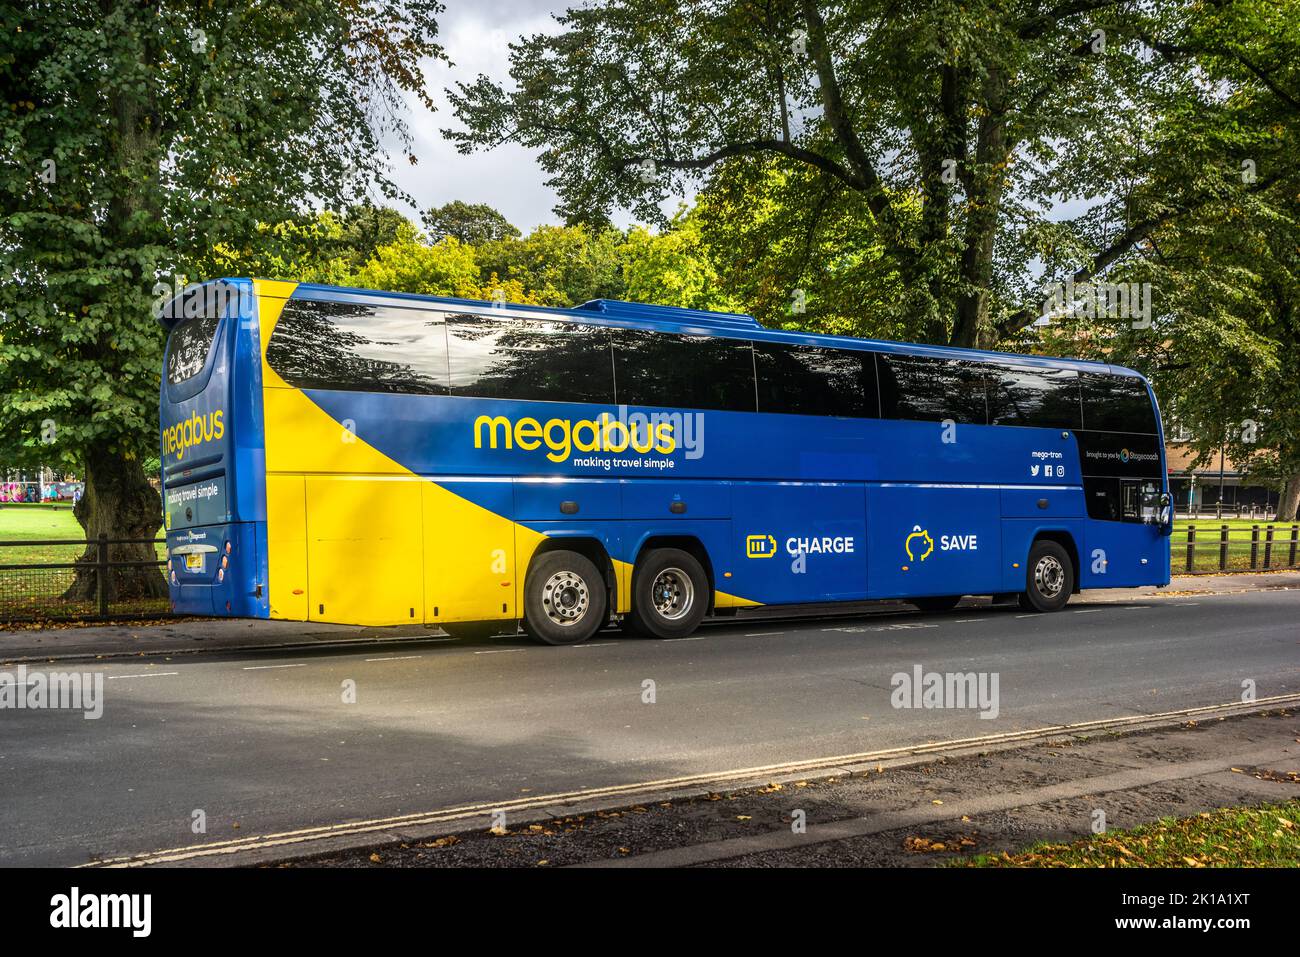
423;200;520;246
478;223;628;307
621;207;739;311
447;0;1226;347
1036;0;1300;504
0;0;443;481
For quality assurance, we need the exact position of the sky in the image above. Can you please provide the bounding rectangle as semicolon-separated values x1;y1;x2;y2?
381;0;609;233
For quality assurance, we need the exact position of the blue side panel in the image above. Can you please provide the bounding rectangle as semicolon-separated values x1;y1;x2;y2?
729;483;867;602
866;485;1003;598
167;520;265;616
1081;520;1169;588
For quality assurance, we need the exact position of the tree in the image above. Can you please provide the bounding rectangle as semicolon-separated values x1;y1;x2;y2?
350;235;540;304
447;0;1281;349
205;205;422;285
621;206;740;311
0;0;442;599
1038;0;1300;518
477;223;627;306
422;200;521;246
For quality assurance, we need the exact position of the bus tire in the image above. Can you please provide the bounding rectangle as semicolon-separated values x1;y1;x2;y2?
1019;540;1074;612
522;550;607;645
627;548;709;639
910;595;962;613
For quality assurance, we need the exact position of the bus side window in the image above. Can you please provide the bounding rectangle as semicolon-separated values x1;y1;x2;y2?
986;365;1082;430
267;300;451;395
1080;372;1157;434
1084;477;1121;521
753;343;877;418
447;316;615;404
877;354;987;424
611;329;757;412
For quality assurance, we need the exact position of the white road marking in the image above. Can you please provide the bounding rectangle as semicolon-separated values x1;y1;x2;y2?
473;649;525;655
1073;609;1102;614
363;656;422;662
106;672;179;680
573;642;617;648
744;632;783;637
242;663;307;671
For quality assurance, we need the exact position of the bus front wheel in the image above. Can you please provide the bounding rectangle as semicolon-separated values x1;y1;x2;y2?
627;548;709;639
1019;541;1074;612
522;550;608;645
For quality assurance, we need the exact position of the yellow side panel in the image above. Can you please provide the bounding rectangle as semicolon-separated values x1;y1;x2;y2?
254;280;297;390
305;476;424;625
423;483;533;623
613;558;633;614
714;590;762;609
263;387;403;476
266;474;309;620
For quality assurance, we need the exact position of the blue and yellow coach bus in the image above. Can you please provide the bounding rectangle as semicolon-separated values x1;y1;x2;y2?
158;279;1172;644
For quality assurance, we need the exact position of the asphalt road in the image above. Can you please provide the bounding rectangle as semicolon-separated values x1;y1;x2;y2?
2;590;1297;866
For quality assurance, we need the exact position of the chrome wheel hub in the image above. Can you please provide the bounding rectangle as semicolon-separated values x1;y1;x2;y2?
651;568;694;621
1034;555;1065;599
541;570;589;626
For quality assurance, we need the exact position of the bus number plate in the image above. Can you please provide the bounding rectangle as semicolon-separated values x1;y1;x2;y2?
184;553;204;572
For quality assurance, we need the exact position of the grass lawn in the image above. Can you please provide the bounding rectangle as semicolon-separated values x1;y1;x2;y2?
0;504;168;619
959;800;1300;867
0;503;86;564
1172;518;1299;573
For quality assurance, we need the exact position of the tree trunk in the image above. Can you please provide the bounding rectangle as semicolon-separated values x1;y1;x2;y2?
1278;471;1300;522
952;73;1007;350
63;447;167;603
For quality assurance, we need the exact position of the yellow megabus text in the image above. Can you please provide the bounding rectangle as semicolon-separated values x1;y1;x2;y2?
162;410;224;461
474;413;675;463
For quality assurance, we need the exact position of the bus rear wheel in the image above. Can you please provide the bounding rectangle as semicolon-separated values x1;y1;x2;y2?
522;550;607;645
627;548;709;639
1018;540;1074;612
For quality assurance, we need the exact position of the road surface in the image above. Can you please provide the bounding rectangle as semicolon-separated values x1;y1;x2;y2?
1;589;1297;866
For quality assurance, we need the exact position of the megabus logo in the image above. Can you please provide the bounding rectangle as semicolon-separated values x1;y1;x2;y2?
474;412;675;464
162;410;224;461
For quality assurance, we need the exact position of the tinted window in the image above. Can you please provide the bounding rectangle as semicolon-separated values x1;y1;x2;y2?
167;314;220;384
267;300;450;394
754;343;877;417
447;315;614;403
612;330;756;412
877;354;987;424
986;365;1081;429
1080;372;1157;434
1085;477;1160;523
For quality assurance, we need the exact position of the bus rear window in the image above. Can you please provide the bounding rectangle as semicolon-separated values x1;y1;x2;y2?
167;314;220;384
